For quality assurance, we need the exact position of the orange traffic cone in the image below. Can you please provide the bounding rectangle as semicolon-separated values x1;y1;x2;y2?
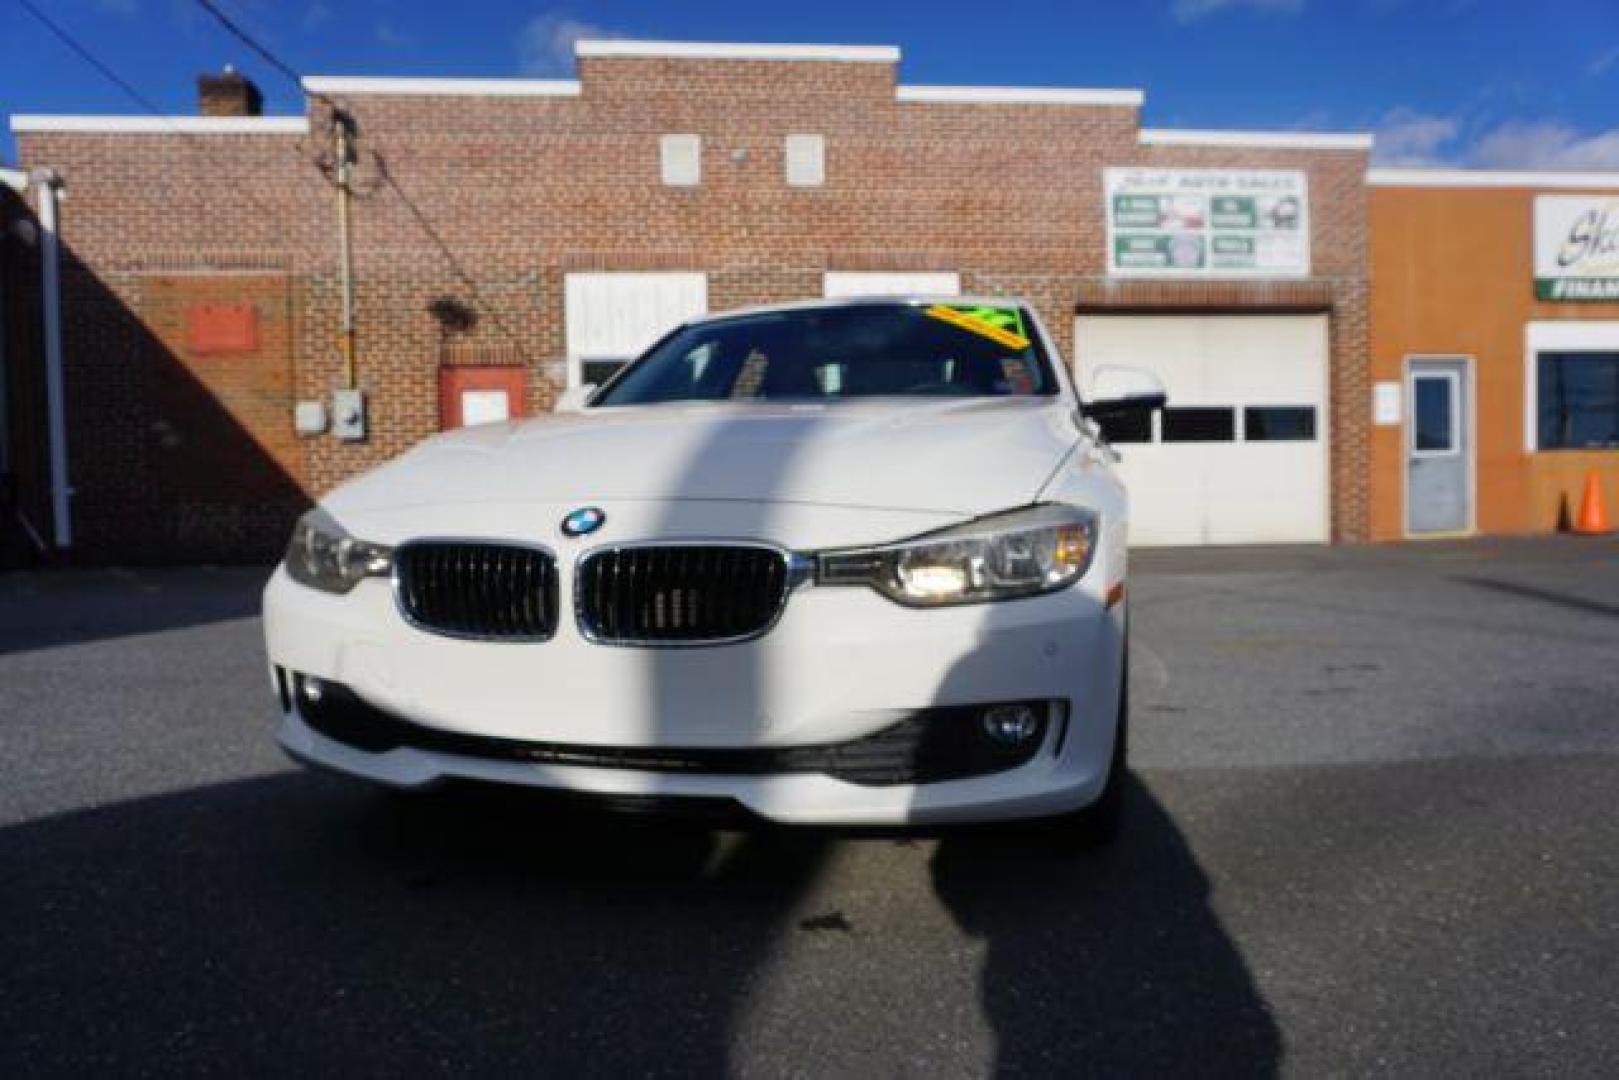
1573;471;1611;535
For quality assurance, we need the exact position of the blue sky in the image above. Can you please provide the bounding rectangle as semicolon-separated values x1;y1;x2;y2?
4;0;1617;168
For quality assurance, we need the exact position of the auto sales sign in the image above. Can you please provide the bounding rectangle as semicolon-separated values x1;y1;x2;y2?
1105;168;1310;278
1535;195;1619;302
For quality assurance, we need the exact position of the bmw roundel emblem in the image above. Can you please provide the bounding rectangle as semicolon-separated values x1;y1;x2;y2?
561;506;606;538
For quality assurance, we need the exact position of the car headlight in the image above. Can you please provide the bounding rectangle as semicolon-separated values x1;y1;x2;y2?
818;504;1098;607
283;509;392;595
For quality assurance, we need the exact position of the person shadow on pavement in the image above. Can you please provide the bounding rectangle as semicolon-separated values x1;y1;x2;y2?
930;776;1282;1076
0;772;832;1076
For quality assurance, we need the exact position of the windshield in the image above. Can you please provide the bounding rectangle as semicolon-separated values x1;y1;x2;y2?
593;302;1057;406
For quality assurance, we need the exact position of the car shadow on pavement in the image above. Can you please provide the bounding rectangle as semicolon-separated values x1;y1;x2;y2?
931;776;1281;1076
1;768;1278;1075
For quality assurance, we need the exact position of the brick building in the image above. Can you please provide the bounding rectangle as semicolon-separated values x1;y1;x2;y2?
8;40;1373;562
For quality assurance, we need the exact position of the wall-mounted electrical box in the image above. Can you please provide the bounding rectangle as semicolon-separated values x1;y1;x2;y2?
332;389;367;442
293;400;328;436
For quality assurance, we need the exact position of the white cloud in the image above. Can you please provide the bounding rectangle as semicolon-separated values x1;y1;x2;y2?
1372;107;1459;165
1373;107;1619;170
1469;121;1619;170
518;12;620;76
1171;0;1305;23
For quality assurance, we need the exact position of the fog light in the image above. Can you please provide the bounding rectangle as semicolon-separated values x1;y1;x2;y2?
300;675;325;704
981;703;1042;745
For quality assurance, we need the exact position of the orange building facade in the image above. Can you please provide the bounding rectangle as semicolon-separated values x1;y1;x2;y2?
1369;170;1619;541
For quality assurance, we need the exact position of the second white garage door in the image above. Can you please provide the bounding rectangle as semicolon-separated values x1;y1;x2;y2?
1074;315;1330;546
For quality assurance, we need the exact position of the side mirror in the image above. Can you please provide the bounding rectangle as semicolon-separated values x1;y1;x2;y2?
555;383;598;414
1082;365;1167;419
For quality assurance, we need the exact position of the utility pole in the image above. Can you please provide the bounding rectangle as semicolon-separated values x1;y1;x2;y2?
333;109;358;391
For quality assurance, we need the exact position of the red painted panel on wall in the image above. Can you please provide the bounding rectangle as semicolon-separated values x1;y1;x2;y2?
186;303;259;354
439;365;528;430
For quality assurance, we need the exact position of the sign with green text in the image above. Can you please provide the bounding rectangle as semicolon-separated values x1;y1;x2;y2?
1534;196;1619;302
1104;168;1310;278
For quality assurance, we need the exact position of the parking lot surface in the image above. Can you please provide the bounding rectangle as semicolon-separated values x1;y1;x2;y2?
3;538;1616;1076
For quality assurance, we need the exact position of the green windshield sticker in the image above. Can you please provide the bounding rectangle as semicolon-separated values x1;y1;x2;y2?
924;304;1030;349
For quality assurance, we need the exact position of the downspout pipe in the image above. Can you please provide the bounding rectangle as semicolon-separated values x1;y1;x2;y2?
0;165;28;482
35;169;70;550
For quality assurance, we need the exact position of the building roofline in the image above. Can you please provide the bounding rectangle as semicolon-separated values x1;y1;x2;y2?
1140;128;1373;151
1367;167;1619;190
302;76;581;97
0;166;29;192
9;115;310;135
574;40;900;62
896;85;1144;107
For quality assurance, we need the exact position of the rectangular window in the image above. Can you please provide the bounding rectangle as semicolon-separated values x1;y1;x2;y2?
785;134;825;187
1244;406;1316;441
1412;375;1455;453
582;359;626;388
1162;406;1235;443
1096;411;1152;444
1537;352;1619;450
660;134;701;187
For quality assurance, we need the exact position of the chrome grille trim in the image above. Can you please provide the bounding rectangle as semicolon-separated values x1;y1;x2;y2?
392;539;559;641
573;541;805;647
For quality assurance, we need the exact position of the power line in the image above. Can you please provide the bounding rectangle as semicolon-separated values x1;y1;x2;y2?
15;0;330;222
182;1;524;345
190;0;308;94
17;0;172;119
19;0;522;347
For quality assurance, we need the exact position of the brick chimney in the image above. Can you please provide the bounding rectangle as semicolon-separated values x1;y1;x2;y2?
198;66;263;117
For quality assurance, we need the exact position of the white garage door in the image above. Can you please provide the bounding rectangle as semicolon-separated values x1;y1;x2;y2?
1075;315;1330;546
564;272;708;387
823;271;960;298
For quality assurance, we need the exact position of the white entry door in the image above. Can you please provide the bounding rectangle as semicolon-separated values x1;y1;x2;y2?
564;272;708;387
1075;314;1330;546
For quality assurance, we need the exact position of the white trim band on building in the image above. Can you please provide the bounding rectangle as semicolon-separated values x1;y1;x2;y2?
302;76;581;97
0;166;28;192
1140;128;1374;151
1369;167;1619;190
9;115;311;135
896;85;1144;107
574;40;901;62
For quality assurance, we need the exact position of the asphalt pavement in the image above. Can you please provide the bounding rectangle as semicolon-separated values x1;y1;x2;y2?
2;537;1616;1076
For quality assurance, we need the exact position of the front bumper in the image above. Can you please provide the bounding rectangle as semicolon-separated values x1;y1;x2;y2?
263;526;1126;825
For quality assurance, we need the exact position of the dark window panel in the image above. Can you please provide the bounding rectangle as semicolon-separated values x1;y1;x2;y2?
1413;377;1454;452
1537;352;1619;451
1245;406;1316;442
1162;407;1235;443
1096;410;1152;444
582;359;627;387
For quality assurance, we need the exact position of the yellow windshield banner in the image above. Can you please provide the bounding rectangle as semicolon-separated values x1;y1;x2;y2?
924;304;1030;350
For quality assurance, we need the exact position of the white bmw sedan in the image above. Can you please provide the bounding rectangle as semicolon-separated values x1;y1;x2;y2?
263;298;1163;834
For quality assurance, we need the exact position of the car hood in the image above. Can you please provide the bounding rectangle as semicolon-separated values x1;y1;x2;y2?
325;397;1080;517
